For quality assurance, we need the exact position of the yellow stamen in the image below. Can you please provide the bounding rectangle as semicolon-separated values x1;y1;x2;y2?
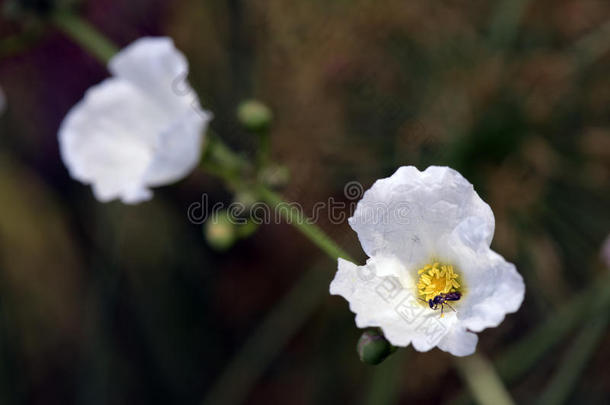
416;262;462;302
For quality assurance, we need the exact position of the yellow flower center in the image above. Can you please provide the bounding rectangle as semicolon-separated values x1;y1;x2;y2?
416;262;461;302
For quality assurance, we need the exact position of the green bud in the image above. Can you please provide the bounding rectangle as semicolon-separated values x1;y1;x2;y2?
357;329;396;365
204;210;237;251
233;190;258;210
258;165;290;189
237;100;273;132
235;220;259;239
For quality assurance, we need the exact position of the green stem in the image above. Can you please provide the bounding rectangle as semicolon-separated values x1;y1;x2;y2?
536;315;608;405
256;186;353;262
203;135;250;174
497;272;610;385
0;29;44;59
455;353;516;405
569;19;610;70
487;0;532;50
203;135;354;262
256;129;270;170
364;349;406;405
51;12;118;64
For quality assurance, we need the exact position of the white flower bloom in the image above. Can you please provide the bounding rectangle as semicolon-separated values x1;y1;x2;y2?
59;37;212;204
330;166;525;357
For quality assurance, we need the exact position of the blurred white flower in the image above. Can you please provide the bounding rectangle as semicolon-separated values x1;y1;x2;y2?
59;37;212;204
330;166;525;357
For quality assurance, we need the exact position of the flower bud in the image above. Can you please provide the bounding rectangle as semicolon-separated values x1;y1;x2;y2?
233;190;258;210
237;99;272;132
357;329;396;365
258;165;290;189
235;220;259;239
204;210;237;251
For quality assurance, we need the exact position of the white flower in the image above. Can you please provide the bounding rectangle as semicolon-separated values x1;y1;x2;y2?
59;37;212;204
330;166;525;357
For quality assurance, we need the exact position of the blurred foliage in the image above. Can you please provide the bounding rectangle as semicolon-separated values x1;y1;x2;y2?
0;0;610;404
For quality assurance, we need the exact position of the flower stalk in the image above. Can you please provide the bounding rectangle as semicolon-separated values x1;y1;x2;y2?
51;12;118;64
455;353;516;405
236;99;273;170
255;185;353;262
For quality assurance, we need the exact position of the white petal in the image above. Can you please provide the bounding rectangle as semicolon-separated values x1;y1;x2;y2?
364;254;411;281
462;254;524;332
109;38;185;91
59;38;212;204
108;37;211;187
92;181;152;204
437;326;478;356
108;37;200;116
143;108;211;186
59;79;166;204
349;166;494;267
446;231;525;332
453;216;494;253
331;258;454;351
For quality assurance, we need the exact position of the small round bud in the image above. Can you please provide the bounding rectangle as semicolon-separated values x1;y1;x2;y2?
235;220;259;239
233;190;258;210
357;329;396;365
258;165;290;189
237;100;273;132
204;210;237;251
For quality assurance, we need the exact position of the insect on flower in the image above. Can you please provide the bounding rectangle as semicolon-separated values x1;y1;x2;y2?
419;292;462;318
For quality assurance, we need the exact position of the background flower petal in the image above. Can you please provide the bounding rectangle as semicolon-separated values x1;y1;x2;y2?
142;108;210;187
108;37;198;115
59;78;165;203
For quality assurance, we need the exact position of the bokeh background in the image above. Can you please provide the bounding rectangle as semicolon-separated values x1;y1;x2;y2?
1;0;610;404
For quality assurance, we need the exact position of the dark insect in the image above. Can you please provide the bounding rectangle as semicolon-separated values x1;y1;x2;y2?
419;292;461;317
